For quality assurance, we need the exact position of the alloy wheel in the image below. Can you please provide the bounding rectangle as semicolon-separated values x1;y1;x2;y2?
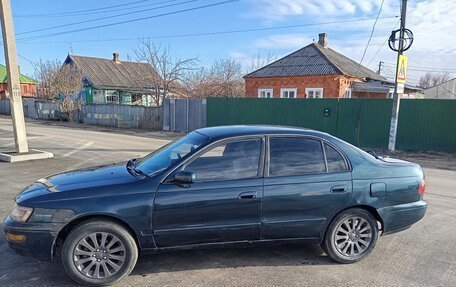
333;216;373;257
73;232;126;279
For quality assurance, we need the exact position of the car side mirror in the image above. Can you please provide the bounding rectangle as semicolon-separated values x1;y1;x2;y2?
173;171;195;187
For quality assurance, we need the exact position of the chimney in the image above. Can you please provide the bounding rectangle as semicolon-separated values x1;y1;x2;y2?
113;52;120;63
318;33;328;48
17;65;20;75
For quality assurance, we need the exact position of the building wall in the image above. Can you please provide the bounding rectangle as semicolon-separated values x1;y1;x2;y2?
352;91;388;99
424;78;456;99
245;75;355;98
0;83;37;99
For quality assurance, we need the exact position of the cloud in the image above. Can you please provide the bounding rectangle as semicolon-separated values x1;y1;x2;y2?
241;0;456;85
253;34;313;50
247;0;394;21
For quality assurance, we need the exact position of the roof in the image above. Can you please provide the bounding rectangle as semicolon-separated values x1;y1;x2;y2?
196;125;326;140
352;81;390;93
66;54;157;90
382;79;423;92
0;64;36;84
244;43;385;81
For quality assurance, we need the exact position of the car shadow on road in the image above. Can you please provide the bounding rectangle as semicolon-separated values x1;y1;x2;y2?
0;238;335;286
131;243;336;276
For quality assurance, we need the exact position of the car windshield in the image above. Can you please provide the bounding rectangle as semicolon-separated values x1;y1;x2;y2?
134;131;209;175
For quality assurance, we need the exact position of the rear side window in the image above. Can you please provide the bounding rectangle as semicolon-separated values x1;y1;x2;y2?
324;143;348;172
269;137;325;176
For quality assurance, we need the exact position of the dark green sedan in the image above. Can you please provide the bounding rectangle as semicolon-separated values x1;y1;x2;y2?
3;125;427;286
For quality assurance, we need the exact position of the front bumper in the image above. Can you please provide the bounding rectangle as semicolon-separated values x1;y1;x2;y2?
378;200;428;235
3;216;64;262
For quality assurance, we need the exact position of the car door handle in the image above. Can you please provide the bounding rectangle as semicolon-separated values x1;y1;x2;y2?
238;192;257;199
331;185;348;193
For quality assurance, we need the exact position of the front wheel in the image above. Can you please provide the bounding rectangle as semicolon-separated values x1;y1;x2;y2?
322;208;378;263
61;220;138;286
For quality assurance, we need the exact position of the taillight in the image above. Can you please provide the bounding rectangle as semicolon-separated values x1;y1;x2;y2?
418;180;426;195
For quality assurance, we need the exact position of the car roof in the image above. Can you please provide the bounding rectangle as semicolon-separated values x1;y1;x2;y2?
195;125;330;140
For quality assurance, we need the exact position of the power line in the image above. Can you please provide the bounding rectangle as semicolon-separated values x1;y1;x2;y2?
13;0;176;18
15;16;398;45
366;19;400;66
16;0;239;42
0;42;37;66
17;0;199;36
354;0;385;77
383;62;456;73
385;62;456;70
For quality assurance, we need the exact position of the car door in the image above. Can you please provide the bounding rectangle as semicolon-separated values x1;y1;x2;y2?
153;137;264;247
262;136;352;239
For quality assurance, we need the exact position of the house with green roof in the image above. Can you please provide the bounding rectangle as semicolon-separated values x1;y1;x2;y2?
0;64;37;100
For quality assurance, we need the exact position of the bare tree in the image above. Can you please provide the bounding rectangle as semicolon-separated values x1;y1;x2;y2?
419;72;451;89
33;59;61;99
135;38;198;106
208;58;244;97
183;67;211;98
52;64;84;122
184;58;245;98
245;51;277;74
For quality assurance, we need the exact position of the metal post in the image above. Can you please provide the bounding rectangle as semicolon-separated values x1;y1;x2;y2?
377;61;384;75
0;0;28;153
186;99;189;133
388;0;408;151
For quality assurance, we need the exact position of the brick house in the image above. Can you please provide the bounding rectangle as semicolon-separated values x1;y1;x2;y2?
244;33;387;99
0;64;37;100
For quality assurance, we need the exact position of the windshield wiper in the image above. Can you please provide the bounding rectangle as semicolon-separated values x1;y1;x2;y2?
127;158;151;178
127;158;137;168
132;167;151;178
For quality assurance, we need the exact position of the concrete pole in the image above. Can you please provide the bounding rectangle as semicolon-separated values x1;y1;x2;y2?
388;0;407;151
0;0;28;153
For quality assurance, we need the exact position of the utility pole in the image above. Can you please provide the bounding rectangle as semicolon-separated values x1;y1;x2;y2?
0;0;28;153
388;0;408;151
377;61;384;75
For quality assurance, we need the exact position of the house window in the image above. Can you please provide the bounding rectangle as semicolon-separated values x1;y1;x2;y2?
344;88;352;98
92;89;104;104
105;90;119;104
258;89;273;98
280;88;297;98
120;92;132;105
306;88;324;98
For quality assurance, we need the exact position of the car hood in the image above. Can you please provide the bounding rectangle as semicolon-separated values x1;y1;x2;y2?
44;163;139;191
16;163;139;202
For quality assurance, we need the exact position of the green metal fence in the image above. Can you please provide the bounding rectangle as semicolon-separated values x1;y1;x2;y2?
207;98;456;152
207;98;393;149
396;99;456;153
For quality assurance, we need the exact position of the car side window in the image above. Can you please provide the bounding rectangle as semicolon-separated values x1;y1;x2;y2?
269;137;325;177
324;143;348;172
183;139;262;182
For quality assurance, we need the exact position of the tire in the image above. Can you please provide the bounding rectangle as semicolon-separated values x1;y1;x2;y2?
322;208;378;264
61;220;138;286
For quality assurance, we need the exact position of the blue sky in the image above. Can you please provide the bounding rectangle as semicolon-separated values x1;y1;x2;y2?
3;0;455;85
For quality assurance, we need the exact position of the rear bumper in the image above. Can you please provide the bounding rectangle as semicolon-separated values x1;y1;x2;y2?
378;200;428;235
3;217;61;262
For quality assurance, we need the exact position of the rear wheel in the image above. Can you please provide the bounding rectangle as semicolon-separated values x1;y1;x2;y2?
322;208;378;263
62;220;138;286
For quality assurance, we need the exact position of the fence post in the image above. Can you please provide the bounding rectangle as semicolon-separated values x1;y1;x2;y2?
186;98;189;133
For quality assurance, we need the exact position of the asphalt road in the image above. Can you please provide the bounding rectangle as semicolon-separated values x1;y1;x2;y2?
0;118;455;287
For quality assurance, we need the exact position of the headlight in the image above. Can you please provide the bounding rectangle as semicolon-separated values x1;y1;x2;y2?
10;204;34;222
